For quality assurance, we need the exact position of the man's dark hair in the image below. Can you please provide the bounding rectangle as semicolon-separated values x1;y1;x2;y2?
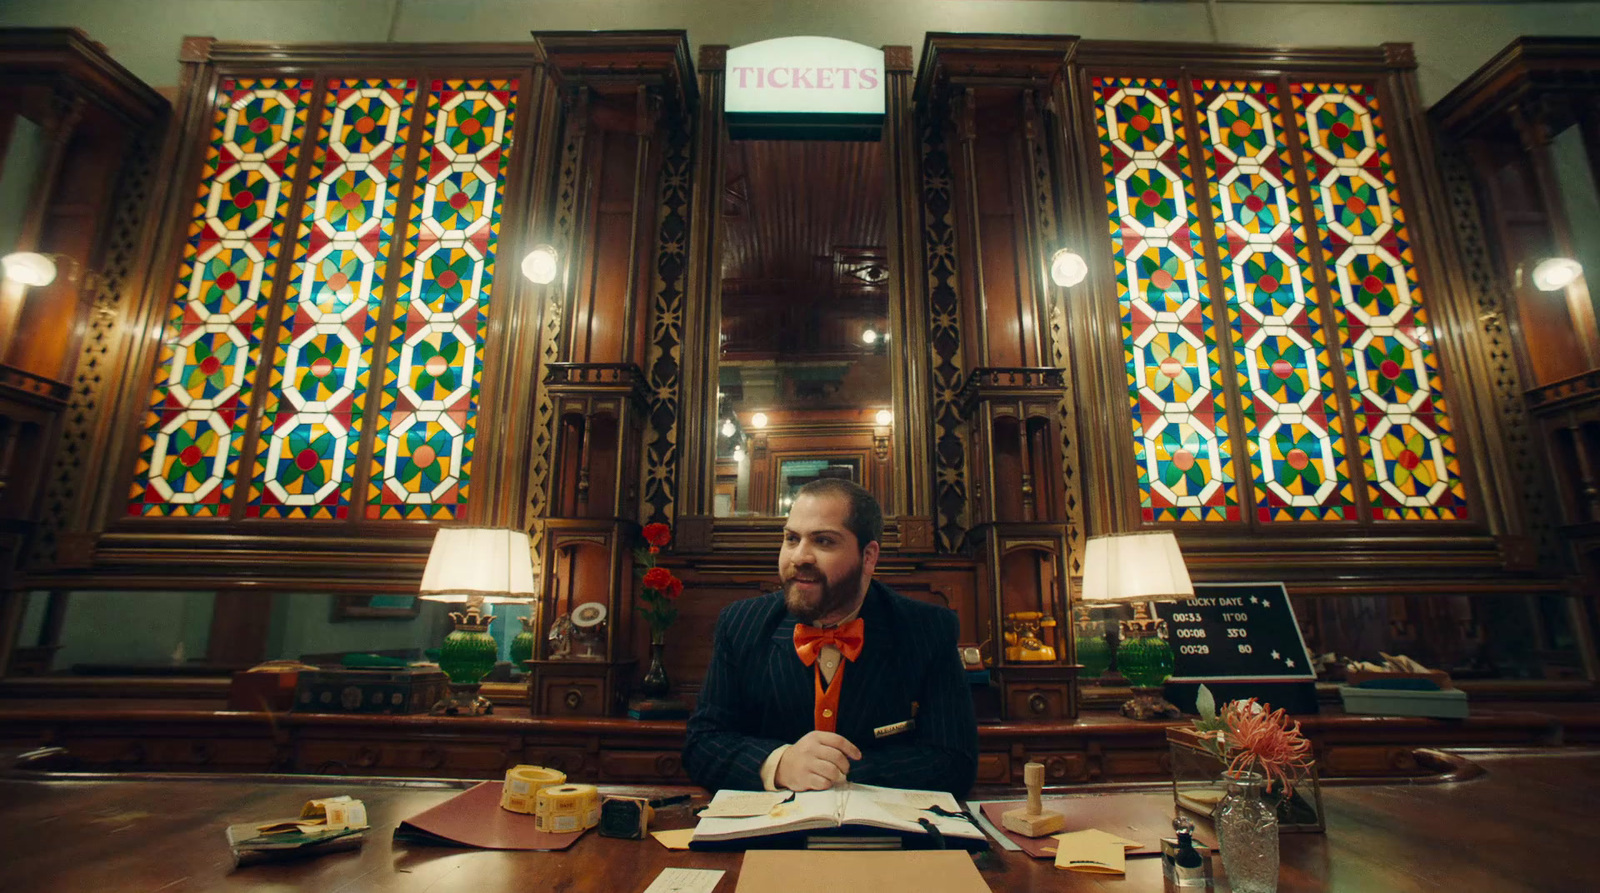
794;478;883;552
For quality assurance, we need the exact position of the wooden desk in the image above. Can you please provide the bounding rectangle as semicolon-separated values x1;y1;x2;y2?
1;749;1593;892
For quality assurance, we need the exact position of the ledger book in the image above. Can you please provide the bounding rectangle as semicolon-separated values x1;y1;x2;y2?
689;783;988;851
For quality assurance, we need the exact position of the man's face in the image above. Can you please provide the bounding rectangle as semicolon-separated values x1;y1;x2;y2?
779;493;879;625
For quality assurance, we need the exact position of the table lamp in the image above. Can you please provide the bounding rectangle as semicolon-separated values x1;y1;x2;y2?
1079;530;1195;720
419;526;538;715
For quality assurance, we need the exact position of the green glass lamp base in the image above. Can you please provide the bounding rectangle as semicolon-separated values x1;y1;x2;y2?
431;615;499;716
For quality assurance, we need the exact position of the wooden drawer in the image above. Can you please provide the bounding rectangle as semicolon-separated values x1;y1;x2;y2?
540;675;607;716
1005;683;1072;720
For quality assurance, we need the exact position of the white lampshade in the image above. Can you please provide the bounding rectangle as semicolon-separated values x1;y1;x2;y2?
1079;530;1194;604
1530;257;1583;292
1050;248;1088;288
1;251;58;287
520;244;560;285
418;527;538;606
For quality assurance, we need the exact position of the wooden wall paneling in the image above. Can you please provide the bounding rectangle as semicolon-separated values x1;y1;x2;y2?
1431;38;1600;573
673;45;725;532
1059;49;1141;538
883;46;933;527
472;54;561;530
0;30;170;575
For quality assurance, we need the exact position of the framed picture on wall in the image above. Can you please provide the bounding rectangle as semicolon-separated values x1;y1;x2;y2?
776;457;861;511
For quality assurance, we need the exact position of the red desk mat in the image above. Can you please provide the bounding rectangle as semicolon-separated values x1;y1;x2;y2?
394;781;586;851
977;793;1215;859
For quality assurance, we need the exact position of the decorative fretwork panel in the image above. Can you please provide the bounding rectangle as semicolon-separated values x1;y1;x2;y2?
1091;75;1467;524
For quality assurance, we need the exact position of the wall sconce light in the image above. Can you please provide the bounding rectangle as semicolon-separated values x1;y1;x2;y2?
1;251;63;287
720;419;735;437
874;409;892;426
520;243;560;285
862;328;878;345
751;412;768;429
732;445;744;462
1530;257;1583;292
1050;248;1088;288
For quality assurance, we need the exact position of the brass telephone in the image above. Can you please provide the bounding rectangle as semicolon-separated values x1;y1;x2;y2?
1003;611;1058;662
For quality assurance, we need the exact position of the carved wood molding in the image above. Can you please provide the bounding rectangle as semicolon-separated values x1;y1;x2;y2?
1436;143;1558;567
919;104;970;554
1432;37;1600;139
527;92;589;570
641;121;692;526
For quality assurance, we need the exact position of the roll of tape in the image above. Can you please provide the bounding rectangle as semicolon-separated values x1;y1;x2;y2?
500;765;566;815
535;783;600;833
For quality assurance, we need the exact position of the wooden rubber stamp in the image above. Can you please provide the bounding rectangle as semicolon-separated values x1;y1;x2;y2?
1002;761;1065;837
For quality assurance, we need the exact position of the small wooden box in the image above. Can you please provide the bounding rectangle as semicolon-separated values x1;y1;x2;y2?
292;668;447;715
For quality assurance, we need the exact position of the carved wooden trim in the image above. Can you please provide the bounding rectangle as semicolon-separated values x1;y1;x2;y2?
920;102;970;553
32;124;162;567
528;91;589;568
641;120;692;526
1437;142;1557;566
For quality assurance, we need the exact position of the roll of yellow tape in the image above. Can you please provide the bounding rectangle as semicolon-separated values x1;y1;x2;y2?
534;783;600;833
500;765;566;815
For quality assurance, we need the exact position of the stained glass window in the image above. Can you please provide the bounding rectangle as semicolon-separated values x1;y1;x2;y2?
129;76;518;521
1093;76;1467;524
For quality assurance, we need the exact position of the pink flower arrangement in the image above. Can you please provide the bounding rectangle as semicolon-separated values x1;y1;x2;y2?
1193;686;1314;797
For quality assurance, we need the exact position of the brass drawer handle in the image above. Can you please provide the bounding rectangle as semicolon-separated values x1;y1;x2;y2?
565;689;584;710
1028;693;1049;715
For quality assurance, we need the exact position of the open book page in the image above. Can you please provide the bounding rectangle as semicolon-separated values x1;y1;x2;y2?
692;789;843;842
838;784;987;842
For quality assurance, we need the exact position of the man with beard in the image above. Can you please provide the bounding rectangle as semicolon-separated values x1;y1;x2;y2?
683;479;978;797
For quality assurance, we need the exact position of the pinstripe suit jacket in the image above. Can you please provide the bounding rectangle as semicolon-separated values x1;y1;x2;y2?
683;579;978;798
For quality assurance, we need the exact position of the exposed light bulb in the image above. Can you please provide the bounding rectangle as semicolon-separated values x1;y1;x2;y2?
732;446;744;461
875;409;892;426
1050;248;1088;287
1531;257;1583;292
1;252;57;287
862;328;878;344
751;412;768;429
520;244;559;284
721;419;735;437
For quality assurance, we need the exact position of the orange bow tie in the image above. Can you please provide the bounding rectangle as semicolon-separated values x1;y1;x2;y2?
793;617;866;666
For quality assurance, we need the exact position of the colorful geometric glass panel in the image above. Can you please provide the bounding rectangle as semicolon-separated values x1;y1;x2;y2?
1096;76;1466;525
367;79;515;519
1293;83;1467;520
1194;80;1355;522
1094;76;1238;523
249;79;417;519
129;78;311;516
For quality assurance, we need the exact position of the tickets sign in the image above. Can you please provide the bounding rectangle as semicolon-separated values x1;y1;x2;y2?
725;36;884;138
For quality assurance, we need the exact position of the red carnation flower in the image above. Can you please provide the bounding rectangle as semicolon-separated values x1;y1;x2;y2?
666;575;684;600
642;523;672;548
643;567;672;590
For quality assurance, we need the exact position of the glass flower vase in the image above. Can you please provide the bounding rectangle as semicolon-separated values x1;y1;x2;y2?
1215;771;1280;893
639;633;671;698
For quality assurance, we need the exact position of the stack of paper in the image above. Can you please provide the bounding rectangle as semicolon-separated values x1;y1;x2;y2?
1051;828;1142;874
226;796;368;867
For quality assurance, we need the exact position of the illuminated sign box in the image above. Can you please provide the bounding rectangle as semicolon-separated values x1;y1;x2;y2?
725;36;885;140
